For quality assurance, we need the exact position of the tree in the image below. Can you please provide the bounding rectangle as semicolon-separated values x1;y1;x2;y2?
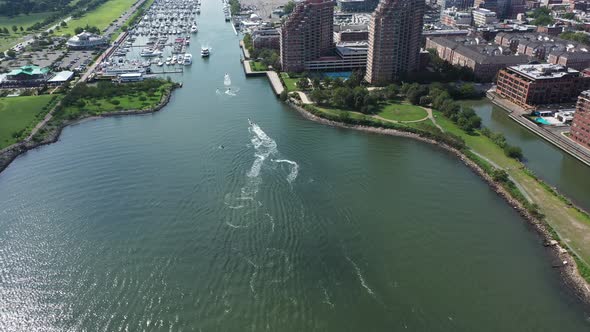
296;78;310;90
74;27;84;34
492;169;509;183
279;90;288;101
2;27;8;34
11;25;17;33
6;49;16;58
504;145;523;160
19;26;23;32
61;21;68;27
283;1;296;15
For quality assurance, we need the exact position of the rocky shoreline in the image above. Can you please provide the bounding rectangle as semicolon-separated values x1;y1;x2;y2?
0;85;178;175
286;100;590;307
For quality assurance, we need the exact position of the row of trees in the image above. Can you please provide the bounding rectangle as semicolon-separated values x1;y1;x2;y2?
0;0;74;17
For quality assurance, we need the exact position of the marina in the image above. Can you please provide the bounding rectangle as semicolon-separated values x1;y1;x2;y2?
94;0;203;81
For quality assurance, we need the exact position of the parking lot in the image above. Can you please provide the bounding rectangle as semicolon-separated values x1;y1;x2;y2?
57;49;97;72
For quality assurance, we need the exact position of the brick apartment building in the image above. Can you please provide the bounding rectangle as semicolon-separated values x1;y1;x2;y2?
571;90;590;149
365;0;424;84
279;0;335;72
496;64;590;108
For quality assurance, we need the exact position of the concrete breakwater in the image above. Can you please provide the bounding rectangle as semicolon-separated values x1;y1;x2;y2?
0;85;179;175
286;100;590;307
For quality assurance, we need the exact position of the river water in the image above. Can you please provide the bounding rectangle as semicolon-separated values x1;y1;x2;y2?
1;1;590;331
465;100;590;211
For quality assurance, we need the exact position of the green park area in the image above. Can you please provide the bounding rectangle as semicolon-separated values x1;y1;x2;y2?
280;73;299;92
57;79;173;120
250;61;267;72
0;12;55;51
58;0;136;36
0;95;57;149
377;103;428;122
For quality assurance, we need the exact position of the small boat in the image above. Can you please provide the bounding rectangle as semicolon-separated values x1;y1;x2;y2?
190;25;198;33
165;61;171;65
183;53;192;65
157;60;164;66
201;47;210;57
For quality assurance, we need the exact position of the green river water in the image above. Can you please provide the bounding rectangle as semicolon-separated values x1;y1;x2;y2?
0;1;589;330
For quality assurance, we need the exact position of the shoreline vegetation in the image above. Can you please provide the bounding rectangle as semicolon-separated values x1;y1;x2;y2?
0;79;179;174
274;72;590;305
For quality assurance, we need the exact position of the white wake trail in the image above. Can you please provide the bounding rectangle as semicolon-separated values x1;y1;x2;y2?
346;256;376;297
273;159;299;183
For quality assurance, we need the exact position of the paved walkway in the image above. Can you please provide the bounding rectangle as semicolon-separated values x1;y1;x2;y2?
296;91;313;104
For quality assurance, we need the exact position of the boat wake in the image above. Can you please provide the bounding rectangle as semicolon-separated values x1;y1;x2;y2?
346;256;376;298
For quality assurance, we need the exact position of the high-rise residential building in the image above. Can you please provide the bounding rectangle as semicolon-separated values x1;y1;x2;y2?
571;91;590;149
279;0;335;73
365;0;425;84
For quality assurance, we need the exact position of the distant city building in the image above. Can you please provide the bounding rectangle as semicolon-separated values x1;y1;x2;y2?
365;0;425;84
571;90;590;149
334;29;369;43
439;0;475;11
548;51;590;71
279;0;335;72
66;31;108;49
252;28;280;50
337;0;379;12
426;36;530;81
496;64;590;107
472;8;499;26
441;8;472;27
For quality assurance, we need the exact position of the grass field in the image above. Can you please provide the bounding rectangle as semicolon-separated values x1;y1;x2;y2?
280;73;299;92
58;0;136;35
0;12;56;51
377;103;428;122
60;82;172;119
0;95;55;149
250;61;267;72
433;110;590;273
0;12;56;30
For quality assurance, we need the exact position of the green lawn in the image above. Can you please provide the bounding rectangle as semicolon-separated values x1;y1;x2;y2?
250;61;267;72
0;95;55;149
60;83;172;119
58;0;136;36
280;72;299;92
377;102;428;122
0;12;57;51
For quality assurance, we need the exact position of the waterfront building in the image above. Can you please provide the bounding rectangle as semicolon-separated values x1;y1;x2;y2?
364;0;425;84
571;90;590;148
67;31;108;50
496;64;590;107
2;65;50;87
304;42;368;71
279;0;335;73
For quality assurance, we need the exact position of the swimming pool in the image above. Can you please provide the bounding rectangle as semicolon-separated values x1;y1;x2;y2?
535;117;551;125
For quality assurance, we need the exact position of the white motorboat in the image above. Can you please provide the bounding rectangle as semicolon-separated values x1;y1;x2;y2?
183;53;192;65
201;47;210;57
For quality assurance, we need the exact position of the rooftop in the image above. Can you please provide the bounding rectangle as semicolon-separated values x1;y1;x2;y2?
508;64;580;80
